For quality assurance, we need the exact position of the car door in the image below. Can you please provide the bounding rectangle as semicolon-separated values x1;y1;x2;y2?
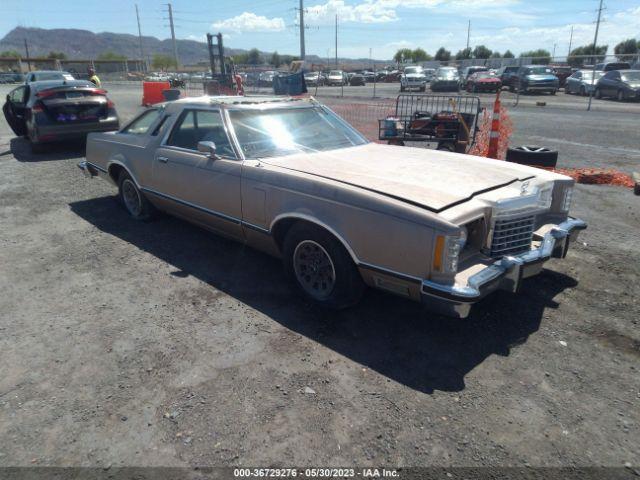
600;71;616;96
2;85;29;136
151;108;243;239
566;71;579;93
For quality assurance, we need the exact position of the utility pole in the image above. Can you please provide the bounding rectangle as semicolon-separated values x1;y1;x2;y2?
552;43;557;59
335;14;338;68
135;4;145;71
23;38;31;71
166;3;179;69
567;25;574;58
587;0;603;111
466;20;470;50
298;0;305;60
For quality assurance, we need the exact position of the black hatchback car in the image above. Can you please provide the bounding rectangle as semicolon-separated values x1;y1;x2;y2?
595;70;640;101
2;80;119;152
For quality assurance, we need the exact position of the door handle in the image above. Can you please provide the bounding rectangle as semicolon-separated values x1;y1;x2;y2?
157;156;169;163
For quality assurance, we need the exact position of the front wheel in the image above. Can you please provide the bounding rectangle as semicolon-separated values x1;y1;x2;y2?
617;90;625;102
283;223;364;309
118;170;154;221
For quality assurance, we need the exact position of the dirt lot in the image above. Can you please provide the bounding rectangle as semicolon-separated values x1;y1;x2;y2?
0;84;639;471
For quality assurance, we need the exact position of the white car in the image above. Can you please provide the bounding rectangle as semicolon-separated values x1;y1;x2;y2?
326;70;346;86
400;66;428;92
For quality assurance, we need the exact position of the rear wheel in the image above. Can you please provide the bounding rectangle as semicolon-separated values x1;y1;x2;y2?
617;90;625;101
118;170;154;221
283;223;364;309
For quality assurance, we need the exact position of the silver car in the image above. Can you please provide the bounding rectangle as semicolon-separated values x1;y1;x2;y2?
565;70;604;96
79;96;586;318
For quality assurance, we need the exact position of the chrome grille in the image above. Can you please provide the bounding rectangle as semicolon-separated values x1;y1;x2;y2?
490;214;536;258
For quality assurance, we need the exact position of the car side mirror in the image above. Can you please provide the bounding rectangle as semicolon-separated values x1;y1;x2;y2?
197;140;218;159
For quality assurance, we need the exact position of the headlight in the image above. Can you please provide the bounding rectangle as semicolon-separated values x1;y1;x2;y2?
561;186;574;212
537;186;553;209
433;233;464;274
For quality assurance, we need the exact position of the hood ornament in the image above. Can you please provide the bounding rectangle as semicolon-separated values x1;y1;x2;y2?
520;181;530;196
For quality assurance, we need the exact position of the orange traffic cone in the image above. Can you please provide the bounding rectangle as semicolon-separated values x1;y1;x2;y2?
487;90;501;159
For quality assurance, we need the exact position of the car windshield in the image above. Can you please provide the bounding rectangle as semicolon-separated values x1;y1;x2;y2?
476;72;494;79
329;71;342;76
437;68;457;78
621;71;640;81
229;106;367;159
404;67;423;74
528;67;553;75
581;71;604;80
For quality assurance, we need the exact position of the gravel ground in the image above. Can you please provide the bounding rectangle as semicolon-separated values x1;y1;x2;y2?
0;84;639;471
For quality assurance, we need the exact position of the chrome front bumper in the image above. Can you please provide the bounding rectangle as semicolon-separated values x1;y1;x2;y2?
78;161;99;178
421;217;587;318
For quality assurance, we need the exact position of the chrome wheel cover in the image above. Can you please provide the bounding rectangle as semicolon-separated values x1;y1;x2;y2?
122;179;142;217
293;240;336;300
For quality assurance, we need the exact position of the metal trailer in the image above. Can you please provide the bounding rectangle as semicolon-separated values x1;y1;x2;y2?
379;94;482;153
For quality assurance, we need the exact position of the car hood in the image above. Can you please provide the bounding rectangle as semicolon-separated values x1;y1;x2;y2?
476;77;500;82
404;73;425;78
261;144;536;212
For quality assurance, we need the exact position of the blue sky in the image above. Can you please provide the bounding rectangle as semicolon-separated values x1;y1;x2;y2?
3;0;639;60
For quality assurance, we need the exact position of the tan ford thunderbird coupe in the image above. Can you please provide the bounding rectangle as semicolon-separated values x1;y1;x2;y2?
79;96;586;318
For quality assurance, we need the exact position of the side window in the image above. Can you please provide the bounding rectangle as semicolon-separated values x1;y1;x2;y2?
166;110;235;158
9;86;27;104
121;109;161;135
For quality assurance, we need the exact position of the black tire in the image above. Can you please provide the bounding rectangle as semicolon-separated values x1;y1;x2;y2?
550;89;557;95
117;170;154;221
283;222;364;309
617;90;625;102
30;141;46;154
436;141;456;152
506;146;558;168
595;88;602;99
579;86;586;96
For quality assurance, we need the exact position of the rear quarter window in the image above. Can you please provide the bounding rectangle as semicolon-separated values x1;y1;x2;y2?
121;109;162;135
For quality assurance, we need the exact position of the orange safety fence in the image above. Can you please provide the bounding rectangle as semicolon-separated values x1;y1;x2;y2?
547;168;635;188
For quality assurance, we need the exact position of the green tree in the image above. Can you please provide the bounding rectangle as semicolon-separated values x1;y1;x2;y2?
490;51;502;59
519;49;551;64
232;53;249;65
434;47;451;61
473;45;492;59
151;53;177;70
412;48;431;62
47;51;67;60
280;54;299;65
614;38;638;61
269;51;281;67
393;48;413;64
97;51;127;61
567;44;607;67
503;50;515;58
0;50;21;58
247;48;263;65
455;47;472;60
